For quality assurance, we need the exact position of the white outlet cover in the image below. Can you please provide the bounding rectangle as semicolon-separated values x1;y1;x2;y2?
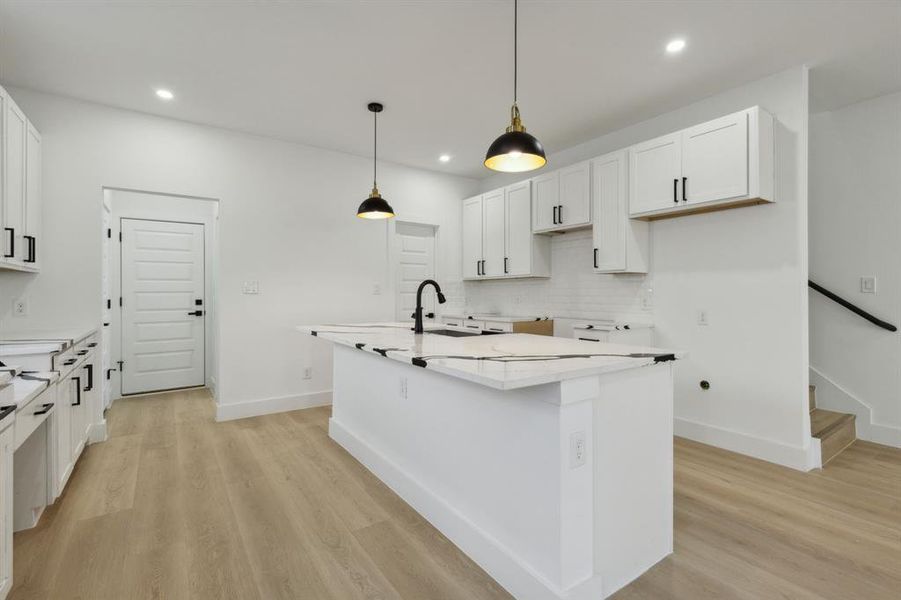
569;431;587;469
697;310;709;326
860;277;877;294
242;281;260;294
12;298;28;316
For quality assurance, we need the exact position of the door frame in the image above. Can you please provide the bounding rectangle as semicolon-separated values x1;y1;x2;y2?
104;187;219;404
389;218;440;323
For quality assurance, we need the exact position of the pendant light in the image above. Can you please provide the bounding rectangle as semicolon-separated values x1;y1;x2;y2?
357;102;396;219
484;0;546;173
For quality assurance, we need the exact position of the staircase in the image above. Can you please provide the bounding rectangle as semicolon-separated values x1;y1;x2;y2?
809;385;857;465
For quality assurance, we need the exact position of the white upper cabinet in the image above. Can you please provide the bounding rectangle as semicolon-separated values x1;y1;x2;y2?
629;132;682;215
532;161;591;233
592;150;648;274
481;189;506;277
1;85;41;272
462;184;549;281
25;122;41;269
629;106;774;220
462;195;483;279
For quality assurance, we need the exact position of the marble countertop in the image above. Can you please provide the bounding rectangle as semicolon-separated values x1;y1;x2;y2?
11;371;58;410
298;322;680;391
0;327;98;349
441;313;550;323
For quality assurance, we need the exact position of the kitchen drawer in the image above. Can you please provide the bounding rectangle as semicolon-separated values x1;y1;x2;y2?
74;334;99;355
462;319;485;331
442;318;464;329
483;321;513;333
14;391;53;451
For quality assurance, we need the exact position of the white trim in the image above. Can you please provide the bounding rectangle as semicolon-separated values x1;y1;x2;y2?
329;418;606;600
810;366;901;448
215;390;331;422
675;417;821;471
88;420;108;444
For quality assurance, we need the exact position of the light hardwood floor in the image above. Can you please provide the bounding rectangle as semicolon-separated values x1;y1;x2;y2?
9;388;901;600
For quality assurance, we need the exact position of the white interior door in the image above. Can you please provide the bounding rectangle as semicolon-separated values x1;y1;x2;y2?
395;222;437;323
121;218;205;394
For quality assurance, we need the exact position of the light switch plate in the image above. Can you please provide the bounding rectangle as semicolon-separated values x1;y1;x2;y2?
242;281;260;294
860;277;876;294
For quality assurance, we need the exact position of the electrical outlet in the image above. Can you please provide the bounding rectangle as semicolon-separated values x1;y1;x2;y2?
242;281;260;294
569;431;587;469
372;283;381;296
860;277;876;294
399;376;408;400
12;298;28;317
302;367;312;380
697;310;709;326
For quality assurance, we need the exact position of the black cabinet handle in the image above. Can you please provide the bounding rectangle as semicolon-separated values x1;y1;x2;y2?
476;260;481;276
63;358;76;366
593;248;598;269
24;236;35;263
682;176;688;202
3;227;13;258
504;257;508;274
578;337;601;342
558;204;563;224
106;368;117;380
552;205;558;225
34;403;54;416
673;179;679;203
72;376;82;406
188;310;204;316
481;260;486;275
87;342;97;348
77;350;88;356
83;363;93;391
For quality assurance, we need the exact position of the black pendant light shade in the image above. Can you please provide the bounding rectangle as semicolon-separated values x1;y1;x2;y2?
484;0;546;173
357;102;395;219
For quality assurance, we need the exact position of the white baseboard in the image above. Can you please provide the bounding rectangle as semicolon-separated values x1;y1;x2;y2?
675;416;820;471
215;390;331;422
88;420;108;444
330;418;605;600
810;367;901;448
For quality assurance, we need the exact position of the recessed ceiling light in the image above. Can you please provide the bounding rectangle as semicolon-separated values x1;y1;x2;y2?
666;38;686;54
439;154;452;163
155;88;174;100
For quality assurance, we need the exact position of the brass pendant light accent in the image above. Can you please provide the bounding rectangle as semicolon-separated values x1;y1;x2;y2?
357;102;396;219
484;0;546;173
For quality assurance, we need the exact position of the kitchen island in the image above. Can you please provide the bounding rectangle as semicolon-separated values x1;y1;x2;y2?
298;322;680;600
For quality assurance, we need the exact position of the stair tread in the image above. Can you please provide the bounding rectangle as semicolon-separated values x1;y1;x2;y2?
811;408;855;439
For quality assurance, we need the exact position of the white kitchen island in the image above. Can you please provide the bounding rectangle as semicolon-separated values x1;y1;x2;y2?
298;323;680;600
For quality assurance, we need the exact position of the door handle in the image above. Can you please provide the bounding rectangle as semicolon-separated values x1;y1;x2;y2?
504;257;508;274
558;204;563;224
72;377;82;406
552;205;558;225
188;310;204;316
24;236;35;263
682;176;688;202
34;403;54;416
83;364;94;392
593;248;598;269
673;179;679;203
3;228;13;258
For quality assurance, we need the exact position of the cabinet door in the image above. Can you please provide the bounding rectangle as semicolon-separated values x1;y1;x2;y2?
531;171;558;232
462;195;483;279
592;152;626;271
629;132;682;215
558;161;591;227
70;374;86;461
25;122;41;269
504;181;532;276
0;426;13;600
55;380;72;496
682;111;748;205
481;189;506;277
3;96;27;266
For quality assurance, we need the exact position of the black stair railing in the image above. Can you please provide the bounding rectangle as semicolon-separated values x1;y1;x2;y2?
809;280;897;332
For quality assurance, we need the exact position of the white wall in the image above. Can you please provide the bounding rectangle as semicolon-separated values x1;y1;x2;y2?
474;67;814;469
809;91;901;447
0;87;477;419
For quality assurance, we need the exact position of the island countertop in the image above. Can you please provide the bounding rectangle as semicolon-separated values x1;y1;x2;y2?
298;322;680;390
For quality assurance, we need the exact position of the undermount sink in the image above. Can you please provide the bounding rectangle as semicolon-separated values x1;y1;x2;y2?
425;329;480;337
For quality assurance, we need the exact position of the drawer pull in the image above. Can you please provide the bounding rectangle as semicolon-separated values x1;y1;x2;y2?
34;403;54;416
578;337;600;342
77;350;88;356
87;342;97;348
63;359;76;366
72;377;82;406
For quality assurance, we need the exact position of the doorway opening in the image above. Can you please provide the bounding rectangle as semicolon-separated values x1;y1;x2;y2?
393;222;438;323
103;188;219;404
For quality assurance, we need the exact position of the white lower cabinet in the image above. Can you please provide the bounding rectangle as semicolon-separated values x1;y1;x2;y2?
591;150;648;273
0;420;12;600
462;183;549;280
54;377;73;497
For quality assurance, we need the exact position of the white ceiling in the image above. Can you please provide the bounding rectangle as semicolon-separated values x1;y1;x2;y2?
1;0;899;178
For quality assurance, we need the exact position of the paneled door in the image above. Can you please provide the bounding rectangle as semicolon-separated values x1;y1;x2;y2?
121;218;205;394
681;111;749;205
629;132;682;215
481;189;506;277
394;222;437;323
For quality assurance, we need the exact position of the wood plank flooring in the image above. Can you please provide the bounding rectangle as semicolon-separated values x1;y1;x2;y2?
10;388;901;600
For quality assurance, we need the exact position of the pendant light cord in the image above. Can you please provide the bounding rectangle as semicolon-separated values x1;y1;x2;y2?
513;0;518;106
373;110;378;188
